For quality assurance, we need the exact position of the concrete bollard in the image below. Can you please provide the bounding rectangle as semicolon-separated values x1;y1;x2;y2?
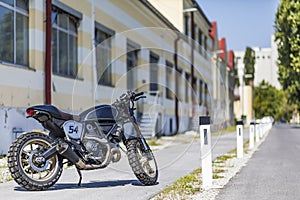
236;120;244;158
249;122;255;149
199;116;212;189
255;122;260;143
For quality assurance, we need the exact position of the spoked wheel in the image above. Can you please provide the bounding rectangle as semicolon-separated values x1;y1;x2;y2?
8;132;62;191
126;139;158;185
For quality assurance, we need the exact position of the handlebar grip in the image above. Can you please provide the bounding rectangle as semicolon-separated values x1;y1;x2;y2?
135;96;146;101
134;92;144;97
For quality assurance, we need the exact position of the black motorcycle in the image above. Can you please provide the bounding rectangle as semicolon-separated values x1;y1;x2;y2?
7;91;158;191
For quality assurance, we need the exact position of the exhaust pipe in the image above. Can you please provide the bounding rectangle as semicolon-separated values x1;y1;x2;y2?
56;142;80;164
56;142;105;170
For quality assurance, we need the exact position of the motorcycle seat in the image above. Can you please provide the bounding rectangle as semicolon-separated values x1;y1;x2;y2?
27;105;81;122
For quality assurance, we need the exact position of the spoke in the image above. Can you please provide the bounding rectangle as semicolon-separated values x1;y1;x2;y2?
21;159;30;165
23;165;31;172
21;150;30;157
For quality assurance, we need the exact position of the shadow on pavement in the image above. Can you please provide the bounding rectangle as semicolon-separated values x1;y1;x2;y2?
13;179;152;191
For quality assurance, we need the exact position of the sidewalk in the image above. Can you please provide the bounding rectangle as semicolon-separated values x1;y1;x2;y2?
215;124;300;200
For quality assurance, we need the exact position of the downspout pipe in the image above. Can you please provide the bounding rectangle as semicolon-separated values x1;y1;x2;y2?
174;34;180;134
191;11;195;115
45;0;52;104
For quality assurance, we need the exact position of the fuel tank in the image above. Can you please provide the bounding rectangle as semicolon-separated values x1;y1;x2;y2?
80;105;118;122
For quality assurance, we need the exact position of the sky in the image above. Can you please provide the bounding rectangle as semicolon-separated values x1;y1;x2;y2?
197;0;280;51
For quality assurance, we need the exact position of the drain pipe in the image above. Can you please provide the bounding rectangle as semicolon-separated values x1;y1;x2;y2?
174;34;180;133
45;0;52;104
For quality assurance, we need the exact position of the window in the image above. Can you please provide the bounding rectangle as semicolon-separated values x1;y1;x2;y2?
184;14;189;36
150;52;159;92
52;6;78;78
185;73;190;103
198;28;202;53
177;68;183;101
204;83;208;106
127;42;139;90
166;61;173;99
204;36;207;57
95;24;114;86
199;79;203;105
0;0;29;66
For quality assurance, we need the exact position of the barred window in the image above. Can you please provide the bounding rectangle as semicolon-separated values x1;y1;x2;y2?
52;6;78;78
0;0;29;66
95;23;114;86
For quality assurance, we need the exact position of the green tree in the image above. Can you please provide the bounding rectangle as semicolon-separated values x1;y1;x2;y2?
243;47;255;85
275;0;300;106
253;80;292;121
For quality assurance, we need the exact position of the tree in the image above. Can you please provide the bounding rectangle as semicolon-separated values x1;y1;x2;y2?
275;0;300;106
253;80;292;121
243;47;255;85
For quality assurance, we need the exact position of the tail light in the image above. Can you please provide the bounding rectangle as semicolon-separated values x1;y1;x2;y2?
26;109;36;117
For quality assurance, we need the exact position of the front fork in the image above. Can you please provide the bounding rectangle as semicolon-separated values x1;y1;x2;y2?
129;116;151;152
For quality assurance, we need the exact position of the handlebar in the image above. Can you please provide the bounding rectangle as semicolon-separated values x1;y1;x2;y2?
134;92;144;98
116;91;146;103
134;96;146;101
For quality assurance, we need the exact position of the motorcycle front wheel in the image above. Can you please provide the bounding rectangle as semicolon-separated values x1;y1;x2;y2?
126;139;158;185
8;132;62;191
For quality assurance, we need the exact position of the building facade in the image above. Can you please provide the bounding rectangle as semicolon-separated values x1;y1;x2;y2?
234;35;280;125
253;35;280;89
0;0;231;154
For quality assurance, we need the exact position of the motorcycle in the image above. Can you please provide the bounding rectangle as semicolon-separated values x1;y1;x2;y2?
7;91;158;191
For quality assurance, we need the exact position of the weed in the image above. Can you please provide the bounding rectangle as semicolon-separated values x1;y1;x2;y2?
213;174;224;179
162;168;202;196
213;168;226;173
146;138;161;146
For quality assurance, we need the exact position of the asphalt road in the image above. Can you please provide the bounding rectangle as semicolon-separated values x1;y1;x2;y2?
216;124;300;200
0;129;249;200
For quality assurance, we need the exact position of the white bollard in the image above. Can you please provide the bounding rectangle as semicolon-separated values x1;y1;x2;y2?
236;120;244;158
259;123;263;138
255;122;260;142
249;122;255;149
199;116;212;189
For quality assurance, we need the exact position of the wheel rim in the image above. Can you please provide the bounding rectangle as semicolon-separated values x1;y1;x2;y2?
136;142;157;178
19;139;59;182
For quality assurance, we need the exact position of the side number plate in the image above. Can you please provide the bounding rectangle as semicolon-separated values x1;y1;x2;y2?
63;120;83;140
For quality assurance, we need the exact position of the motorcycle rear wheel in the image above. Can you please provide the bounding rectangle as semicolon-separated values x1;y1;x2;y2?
8;132;62;191
126;139;158;185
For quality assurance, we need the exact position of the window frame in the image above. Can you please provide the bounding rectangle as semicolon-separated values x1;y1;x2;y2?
95;22;115;87
149;51;160;92
126;39;140;90
0;0;29;67
165;60;174;100
52;6;80;78
198;28;203;54
185;72;190;103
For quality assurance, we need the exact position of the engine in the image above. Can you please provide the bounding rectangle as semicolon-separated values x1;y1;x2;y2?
83;139;108;163
82;123;121;165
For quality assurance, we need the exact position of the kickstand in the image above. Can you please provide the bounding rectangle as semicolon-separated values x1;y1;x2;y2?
76;167;82;186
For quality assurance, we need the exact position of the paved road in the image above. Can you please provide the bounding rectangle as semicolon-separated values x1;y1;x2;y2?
216;124;300;200
0;129;249;200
